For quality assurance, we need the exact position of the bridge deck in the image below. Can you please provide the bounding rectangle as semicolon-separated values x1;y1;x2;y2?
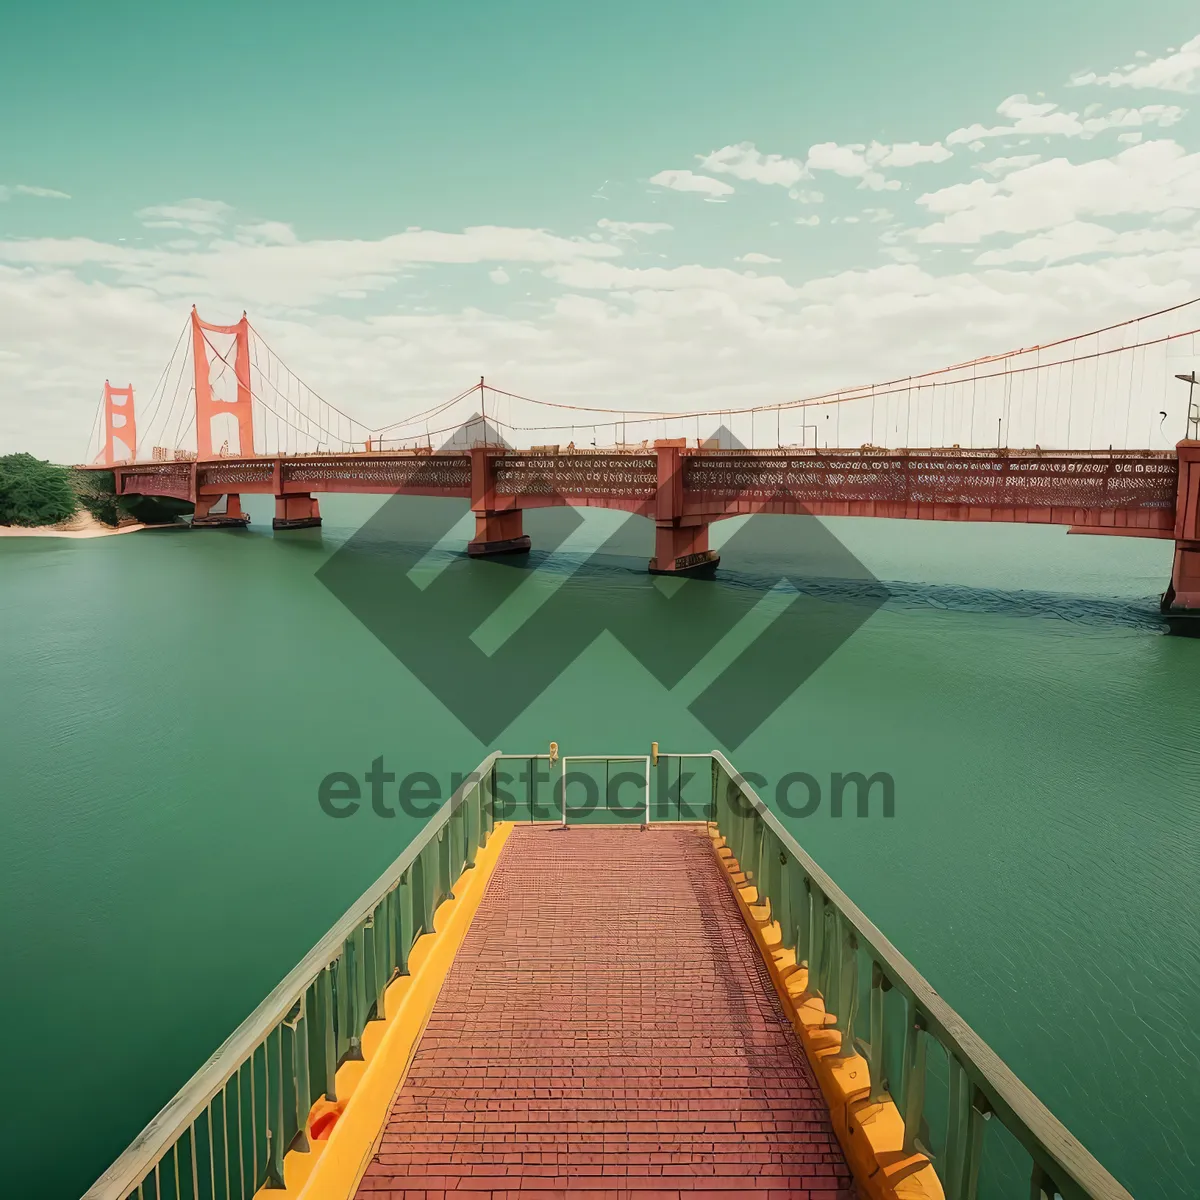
354;825;853;1199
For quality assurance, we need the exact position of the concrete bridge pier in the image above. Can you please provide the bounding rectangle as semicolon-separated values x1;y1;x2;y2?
191;493;250;529
1162;441;1200;635
649;518;719;576
649;439;719;576
272;493;322;530
467;508;530;557
467;447;531;556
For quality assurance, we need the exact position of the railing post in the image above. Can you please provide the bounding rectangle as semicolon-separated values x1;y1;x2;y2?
396;871;413;976
1030;1162;1058;1200
761;830;781;920
485;765;496;835
285;996;311;1154
264;1026;286;1187
775;850;794;949
746;810;764;885
792;864;810;969
817;901;837;1001
901;1003;928;1156
189;1117;200;1199
867;961;888;1101
962;1089;990;1200
364;907;385;1022
944;1053;969;1198
465;783;481;865
437;825;453;902
343;937;363;1062
832;921;859;1058
317;966;337;1103
807;882;826;997
383;891;397;986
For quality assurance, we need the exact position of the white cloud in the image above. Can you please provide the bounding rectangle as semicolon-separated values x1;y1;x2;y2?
236;221;298;246
915;139;1200;244
973;220;1196;265
6;222;1200;463
946;95;1184;145
542;260;797;305
0;222;624;310
806;145;890;193
997;94;1057;120
868;141;953;167
978;154;1042;176
597;218;673;238
684;137;946;204
806;142;871;177
795;214;820;227
805;141;941;194
737;252;782;264
1118;132;1143;144
1;184;71;201
648;170;734;198
489;267;511;284
1070;33;1200;93
859;171;902;193
697;142;806;187
11;184;71;200
135;198;232;235
806;139;951;178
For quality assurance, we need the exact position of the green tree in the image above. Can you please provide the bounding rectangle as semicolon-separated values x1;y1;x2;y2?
73;468;120;526
0;454;79;527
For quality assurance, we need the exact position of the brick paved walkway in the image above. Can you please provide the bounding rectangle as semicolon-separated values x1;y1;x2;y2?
356;825;854;1199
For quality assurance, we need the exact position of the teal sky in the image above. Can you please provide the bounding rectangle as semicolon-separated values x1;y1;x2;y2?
2;2;1199;458
0;1;1192;232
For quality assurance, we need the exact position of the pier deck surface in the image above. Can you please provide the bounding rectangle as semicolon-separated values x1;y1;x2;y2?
355;824;854;1199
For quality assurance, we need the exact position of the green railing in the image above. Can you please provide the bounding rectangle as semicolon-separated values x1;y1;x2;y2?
491;750;715;824
83;751;508;1200
84;749;1130;1200
710;751;1132;1200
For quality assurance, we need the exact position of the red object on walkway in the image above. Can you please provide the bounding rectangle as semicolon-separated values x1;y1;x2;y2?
355;825;854;1199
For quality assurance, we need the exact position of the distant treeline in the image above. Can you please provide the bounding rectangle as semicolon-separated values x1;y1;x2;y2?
0;453;193;527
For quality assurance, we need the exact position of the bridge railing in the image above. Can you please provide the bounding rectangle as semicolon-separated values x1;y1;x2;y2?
83;752;504;1200
490;751;716;824
710;750;1131;1200
85;750;1130;1200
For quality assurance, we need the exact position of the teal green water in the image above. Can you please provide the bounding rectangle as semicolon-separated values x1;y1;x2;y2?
2;497;1198;1198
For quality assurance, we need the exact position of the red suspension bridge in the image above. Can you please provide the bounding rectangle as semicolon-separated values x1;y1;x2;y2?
82;301;1200;630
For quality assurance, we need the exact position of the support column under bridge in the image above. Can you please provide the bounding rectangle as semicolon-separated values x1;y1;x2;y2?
1162;440;1200;633
467;446;532;557
464;440;720;575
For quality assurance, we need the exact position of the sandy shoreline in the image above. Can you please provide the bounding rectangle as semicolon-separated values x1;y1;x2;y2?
0;511;180;539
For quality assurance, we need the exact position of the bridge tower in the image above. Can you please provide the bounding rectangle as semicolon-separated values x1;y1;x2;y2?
190;307;255;528
95;382;136;465
191;307;255;460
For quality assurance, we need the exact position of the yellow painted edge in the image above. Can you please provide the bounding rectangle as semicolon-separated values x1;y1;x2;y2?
258;820;515;1200
708;828;945;1200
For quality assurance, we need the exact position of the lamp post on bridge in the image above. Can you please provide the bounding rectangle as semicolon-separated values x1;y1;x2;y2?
1177;373;1199;441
